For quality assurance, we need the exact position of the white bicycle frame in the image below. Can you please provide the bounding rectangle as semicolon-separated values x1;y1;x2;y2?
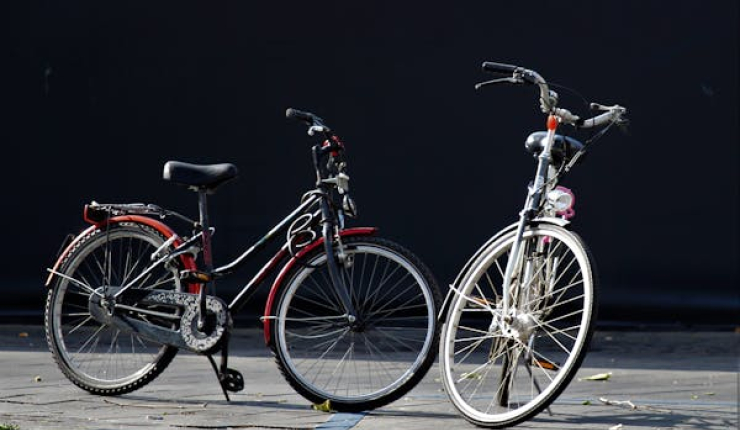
440;63;625;322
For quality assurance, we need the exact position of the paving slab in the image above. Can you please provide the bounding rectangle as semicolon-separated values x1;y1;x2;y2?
1;325;737;430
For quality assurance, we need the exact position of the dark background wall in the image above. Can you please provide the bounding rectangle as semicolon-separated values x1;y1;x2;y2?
3;1;738;328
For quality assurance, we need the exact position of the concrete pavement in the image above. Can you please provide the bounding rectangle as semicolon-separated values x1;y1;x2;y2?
1;324;737;430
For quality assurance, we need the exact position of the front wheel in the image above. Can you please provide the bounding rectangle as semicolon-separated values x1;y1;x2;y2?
440;224;598;428
271;236;442;412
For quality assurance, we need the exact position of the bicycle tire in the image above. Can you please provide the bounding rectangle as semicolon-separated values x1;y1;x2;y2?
271;235;442;412
45;222;184;395
440;224;598;428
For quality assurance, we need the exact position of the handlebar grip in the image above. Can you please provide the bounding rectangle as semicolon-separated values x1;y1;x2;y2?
482;61;520;75
580;109;621;128
285;108;315;124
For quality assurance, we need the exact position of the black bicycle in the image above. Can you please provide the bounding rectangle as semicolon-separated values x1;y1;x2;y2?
44;108;442;412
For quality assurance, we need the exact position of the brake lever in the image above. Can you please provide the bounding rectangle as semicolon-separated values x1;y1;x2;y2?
474;77;521;90
589;102;625;112
616;116;631;136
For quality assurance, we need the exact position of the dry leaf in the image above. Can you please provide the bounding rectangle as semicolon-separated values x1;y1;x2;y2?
579;372;612;381
599;397;671;413
312;400;334;413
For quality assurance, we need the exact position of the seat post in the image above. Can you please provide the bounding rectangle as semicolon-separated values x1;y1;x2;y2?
197;188;213;330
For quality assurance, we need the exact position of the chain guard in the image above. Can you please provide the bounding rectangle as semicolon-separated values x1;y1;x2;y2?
89;289;231;354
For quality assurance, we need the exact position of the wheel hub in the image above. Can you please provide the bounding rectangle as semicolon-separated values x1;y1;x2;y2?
493;308;538;343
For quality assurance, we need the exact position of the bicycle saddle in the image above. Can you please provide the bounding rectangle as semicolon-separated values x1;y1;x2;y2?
163;160;238;192
524;131;584;166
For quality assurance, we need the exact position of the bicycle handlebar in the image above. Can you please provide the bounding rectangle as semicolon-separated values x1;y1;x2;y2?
479;61;627;129
286;108;332;135
285;107;346;174
482;61;519;75
285;108;316;124
482;61;541;86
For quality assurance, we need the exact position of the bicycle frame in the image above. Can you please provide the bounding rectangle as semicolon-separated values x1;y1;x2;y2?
466;63;624;321
218;192;324;311
47;145;383;359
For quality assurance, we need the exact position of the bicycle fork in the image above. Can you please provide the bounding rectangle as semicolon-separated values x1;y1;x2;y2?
319;197;358;325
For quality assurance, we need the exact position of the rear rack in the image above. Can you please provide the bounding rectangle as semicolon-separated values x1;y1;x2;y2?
84;201;197;225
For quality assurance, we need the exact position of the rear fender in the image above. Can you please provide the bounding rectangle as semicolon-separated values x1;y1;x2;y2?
262;227;378;345
45;215;197;291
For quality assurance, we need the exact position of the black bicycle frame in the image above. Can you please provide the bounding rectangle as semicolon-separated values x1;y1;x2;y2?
205;145;356;318
216;191;321;313
93;138;358;330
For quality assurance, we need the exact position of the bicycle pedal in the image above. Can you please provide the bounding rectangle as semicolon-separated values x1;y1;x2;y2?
220;368;244;392
533;358;560;371
180;269;212;283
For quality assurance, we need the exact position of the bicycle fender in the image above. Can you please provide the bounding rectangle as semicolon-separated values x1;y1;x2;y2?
439;217;570;321
45;215;197;288
262;227;378;345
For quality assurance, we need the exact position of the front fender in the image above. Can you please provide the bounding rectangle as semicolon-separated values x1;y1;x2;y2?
45;215;197;289
439;217;570;321
262;226;378;345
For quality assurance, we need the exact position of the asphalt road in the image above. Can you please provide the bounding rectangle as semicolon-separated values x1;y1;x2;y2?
1;325;737;430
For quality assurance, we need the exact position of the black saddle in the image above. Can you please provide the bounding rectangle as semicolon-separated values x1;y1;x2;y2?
525;131;584;166
163;161;238;193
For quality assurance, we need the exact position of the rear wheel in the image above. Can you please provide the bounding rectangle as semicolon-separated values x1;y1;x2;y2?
45;222;185;395
272;236;442;412
440;224;597;428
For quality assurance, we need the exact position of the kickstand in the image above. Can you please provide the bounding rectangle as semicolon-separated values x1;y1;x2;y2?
523;361;553;416
206;353;231;401
206;330;244;402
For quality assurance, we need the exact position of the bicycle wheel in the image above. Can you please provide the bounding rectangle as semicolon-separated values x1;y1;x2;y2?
271;235;442;412
440;224;598;428
45;221;185;395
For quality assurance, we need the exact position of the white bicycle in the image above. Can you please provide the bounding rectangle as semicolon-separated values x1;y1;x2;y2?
439;61;627;428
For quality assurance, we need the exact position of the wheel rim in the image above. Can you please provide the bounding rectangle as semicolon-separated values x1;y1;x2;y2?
277;243;435;402
50;226;181;387
442;227;594;424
